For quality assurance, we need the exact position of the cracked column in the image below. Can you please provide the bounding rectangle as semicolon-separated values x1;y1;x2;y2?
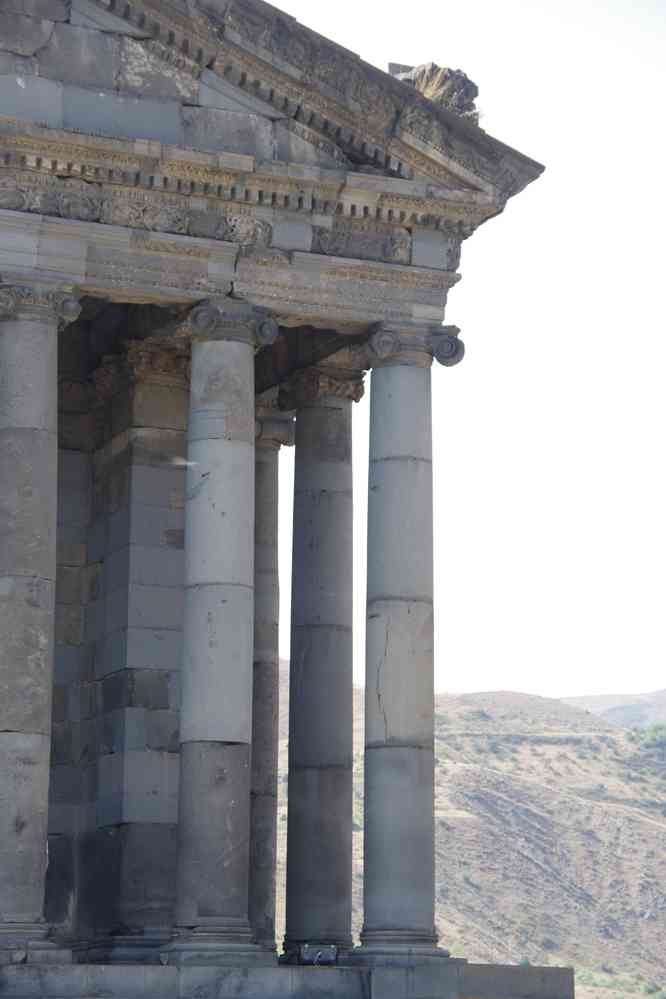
249;398;295;950
171;300;278;965
359;324;464;960
0;284;81;966
282;363;364;959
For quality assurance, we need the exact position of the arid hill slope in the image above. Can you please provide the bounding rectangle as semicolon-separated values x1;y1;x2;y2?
563;690;666;729
276;670;666;998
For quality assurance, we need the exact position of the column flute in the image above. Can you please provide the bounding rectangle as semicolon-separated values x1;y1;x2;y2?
359;323;464;960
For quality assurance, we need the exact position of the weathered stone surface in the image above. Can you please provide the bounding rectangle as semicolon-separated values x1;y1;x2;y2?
182;107;276;159
0;732;51;923
117;38;199;101
0;575;54;735
394;63;479;123
37;23;118;88
4;0;68;19
0;13;54;57
69;0;151;37
175;741;251;927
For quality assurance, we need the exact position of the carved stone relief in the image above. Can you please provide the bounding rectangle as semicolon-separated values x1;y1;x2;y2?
312;221;411;265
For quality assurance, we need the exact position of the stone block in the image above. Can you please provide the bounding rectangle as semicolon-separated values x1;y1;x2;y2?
56;565;83;605
0;575;55;734
130;464;185;509
364;745;434;933
0;429;57;578
0;732;50;923
411;228;459;270
101;669;171;712
105;582;184;633
117;37;199;100
70;0;151;36
129;428;187;468
4;0;68;18
87;518;107;563
97;627;182;676
272;219;313;252
182;107;276;159
50;720;73;765
367;459;433;602
180;583;253;743
176;741;250;927
54;645;81;685
97;749;179;825
459;964;575;999
131;381;190;432
108;504;184;553
289;625;352;767
50;683;68;723
145;709;179;752
84;597;105;643
58;449;91;488
198;67;283;118
365;598;434;749
369;365;432;462
63;85;185;145
285;766;352;944
36;22;118;88
48;762;81;807
291;492;353;629
55;602;84;646
56;524;87;567
0;50;37;75
44;832;75;928
129;545;185;588
0;13;54;57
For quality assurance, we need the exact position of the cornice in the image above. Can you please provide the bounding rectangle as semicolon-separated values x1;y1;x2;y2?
54;0;543;199
0;117;494;236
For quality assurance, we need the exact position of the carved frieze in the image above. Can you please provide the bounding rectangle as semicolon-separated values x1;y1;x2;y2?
312;221;411;265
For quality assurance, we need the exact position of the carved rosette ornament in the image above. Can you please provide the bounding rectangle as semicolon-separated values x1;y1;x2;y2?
183;299;280;349
0;283;82;327
368;322;465;368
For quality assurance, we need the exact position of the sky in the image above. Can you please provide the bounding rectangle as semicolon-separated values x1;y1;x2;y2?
275;0;666;698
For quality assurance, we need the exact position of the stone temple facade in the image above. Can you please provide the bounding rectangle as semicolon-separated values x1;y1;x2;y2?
0;2;571;998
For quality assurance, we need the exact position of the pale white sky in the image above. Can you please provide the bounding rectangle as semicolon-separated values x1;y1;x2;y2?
276;0;666;698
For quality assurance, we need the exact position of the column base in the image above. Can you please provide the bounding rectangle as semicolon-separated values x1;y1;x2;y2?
163;925;276;967
0;924;73;967
85;929;173;965
281;938;354;965
347;929;450;968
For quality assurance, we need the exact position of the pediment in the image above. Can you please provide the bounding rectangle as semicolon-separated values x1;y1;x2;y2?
0;0;542;204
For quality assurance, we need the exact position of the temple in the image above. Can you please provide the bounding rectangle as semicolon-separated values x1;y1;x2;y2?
0;2;571;997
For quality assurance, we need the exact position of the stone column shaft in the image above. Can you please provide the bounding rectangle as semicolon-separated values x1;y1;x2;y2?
249;409;294;950
360;325;464;958
284;368;362;956
172;300;278;965
0;285;80;964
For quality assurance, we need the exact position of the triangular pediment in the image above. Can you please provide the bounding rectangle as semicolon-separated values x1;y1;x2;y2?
0;0;542;203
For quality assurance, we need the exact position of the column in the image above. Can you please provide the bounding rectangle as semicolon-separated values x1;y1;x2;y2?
283;365;364;960
249;402;294;949
359;324;464;960
171;300;278;965
0;284;81;964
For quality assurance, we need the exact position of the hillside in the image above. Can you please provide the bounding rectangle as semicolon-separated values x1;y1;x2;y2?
563;691;666;729
276;668;666;999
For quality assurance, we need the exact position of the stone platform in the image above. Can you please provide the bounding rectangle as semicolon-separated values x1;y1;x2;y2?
0;962;573;999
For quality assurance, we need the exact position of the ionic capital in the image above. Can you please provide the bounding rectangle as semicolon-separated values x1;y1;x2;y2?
278;364;365;411
0;283;81;327
368;322;465;368
182;298;279;349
